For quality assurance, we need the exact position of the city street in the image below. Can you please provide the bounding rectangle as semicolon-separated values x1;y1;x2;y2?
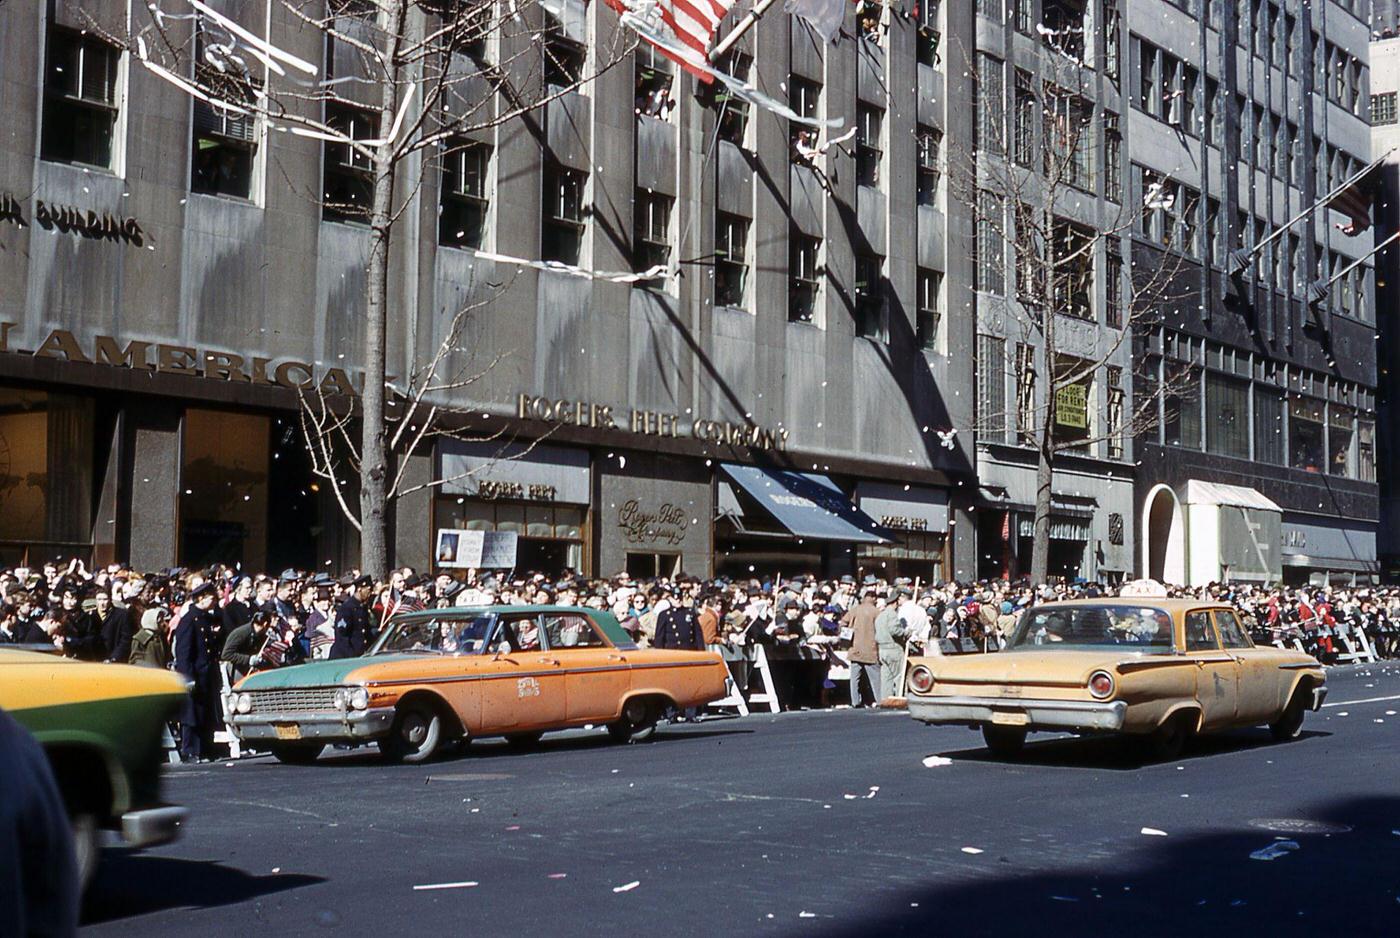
84;663;1400;936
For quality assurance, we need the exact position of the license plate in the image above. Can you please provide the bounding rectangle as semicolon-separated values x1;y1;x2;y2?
274;724;302;740
991;711;1029;726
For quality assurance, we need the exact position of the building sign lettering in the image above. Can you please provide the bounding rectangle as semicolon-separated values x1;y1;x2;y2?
617;499;688;546
475;480;557;501
0;192;146;246
1054;384;1088;430
1283;528;1307;549
518;393;789;451
0;323;360;396
879;515;929;532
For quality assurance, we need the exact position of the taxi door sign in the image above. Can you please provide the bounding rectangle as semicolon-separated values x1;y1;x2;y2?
1055;383;1088;429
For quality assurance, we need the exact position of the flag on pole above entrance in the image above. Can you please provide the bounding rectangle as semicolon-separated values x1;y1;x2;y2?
605;0;740;82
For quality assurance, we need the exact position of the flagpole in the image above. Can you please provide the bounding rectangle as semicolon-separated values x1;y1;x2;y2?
711;0;782;60
1229;147;1395;277
1306;229;1400;306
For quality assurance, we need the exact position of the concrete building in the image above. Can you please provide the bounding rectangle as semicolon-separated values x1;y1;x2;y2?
1370;22;1400;579
1129;0;1379;586
0;0;975;579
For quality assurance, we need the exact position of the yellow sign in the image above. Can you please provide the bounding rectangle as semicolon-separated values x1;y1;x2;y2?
1055;384;1088;429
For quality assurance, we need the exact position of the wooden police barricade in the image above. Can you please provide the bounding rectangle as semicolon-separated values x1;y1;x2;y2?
705;644;751;717
744;643;782;713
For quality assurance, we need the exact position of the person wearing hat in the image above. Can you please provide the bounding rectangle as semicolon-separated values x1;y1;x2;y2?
173;582;220;761
128;607;172;669
57;582;102;661
329;575;375;660
842;590;881;707
93;584;134;663
875;589;910;705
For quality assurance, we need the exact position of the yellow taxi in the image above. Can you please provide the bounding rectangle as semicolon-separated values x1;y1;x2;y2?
229;606;729;763
906;592;1327;759
0;647;189;889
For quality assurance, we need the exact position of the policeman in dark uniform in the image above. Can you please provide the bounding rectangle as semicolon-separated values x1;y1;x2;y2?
653;591;706;722
173;582;220;761
329;574;375;659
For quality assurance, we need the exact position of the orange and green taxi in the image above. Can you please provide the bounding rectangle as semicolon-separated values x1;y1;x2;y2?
230;606;729;764
906;593;1327;760
0;647;189;888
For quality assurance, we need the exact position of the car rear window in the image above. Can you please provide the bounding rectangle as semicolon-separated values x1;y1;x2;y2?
1010;604;1173;650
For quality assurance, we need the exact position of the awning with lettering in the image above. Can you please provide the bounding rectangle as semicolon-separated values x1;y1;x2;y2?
720;465;890;544
855;482;949;533
1280;516;1377;573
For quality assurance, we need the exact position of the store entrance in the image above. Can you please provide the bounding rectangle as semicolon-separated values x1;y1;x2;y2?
518;537;573;575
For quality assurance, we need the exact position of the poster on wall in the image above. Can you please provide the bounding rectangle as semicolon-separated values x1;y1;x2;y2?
434;529;519;569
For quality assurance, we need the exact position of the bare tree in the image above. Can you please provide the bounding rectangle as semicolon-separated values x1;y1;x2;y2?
118;0;634;574
950;31;1194;583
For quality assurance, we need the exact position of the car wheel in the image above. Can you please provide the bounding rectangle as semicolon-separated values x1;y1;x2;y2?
1269;690;1308;742
505;731;544;749
1147;714;1193;761
981;725;1027;758
379;702;442;764
269;743;324;765
607;698;659;743
71;811;100;894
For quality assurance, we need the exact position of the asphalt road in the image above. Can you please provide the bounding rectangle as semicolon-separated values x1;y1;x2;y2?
82;663;1400;937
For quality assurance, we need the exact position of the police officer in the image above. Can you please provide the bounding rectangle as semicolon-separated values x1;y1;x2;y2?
653;591;705;722
173;582;220;761
329;574;375;659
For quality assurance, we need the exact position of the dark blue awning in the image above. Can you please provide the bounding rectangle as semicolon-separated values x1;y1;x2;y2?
721;464;890;544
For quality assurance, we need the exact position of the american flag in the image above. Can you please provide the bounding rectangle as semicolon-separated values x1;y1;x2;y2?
1327;153;1385;236
606;0;738;83
259;634;289;668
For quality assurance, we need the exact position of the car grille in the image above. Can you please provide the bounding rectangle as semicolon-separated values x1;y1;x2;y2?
247;687;338;714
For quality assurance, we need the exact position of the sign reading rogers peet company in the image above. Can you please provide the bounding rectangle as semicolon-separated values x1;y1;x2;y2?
517;393;789;451
0;322;359;396
617;499;689;546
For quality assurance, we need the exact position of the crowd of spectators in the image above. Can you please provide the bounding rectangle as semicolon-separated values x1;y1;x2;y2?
3;559;1399;759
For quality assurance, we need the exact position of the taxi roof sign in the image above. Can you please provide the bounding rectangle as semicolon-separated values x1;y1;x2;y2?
1118;579;1169;598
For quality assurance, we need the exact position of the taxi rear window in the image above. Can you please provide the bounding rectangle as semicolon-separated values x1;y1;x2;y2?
1010;604;1173;650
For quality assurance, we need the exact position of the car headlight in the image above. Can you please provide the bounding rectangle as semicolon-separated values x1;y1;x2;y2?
234;693;252;714
349;687;370;711
333;687;350;710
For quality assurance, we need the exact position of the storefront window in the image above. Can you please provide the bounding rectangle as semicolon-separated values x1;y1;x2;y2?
626;552;681;578
181;409;270;570
1289;398;1325;473
436;497;586;574
1358;419;1376;482
860;532;946;581
0;389;97;563
1205;372;1249;459
1163;363;1201;449
1328;404;1353;477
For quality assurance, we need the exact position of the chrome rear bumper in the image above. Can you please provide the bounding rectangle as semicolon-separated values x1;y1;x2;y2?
230;707;396;741
1310;685;1328;711
907;694;1128;731
121;805;187;848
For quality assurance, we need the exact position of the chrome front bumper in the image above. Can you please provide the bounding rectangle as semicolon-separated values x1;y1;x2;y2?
121;805;187;848
1310;684;1328;711
907;695;1128;731
230;707;396;741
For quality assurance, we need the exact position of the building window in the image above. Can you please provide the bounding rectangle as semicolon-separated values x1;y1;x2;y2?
190;79;257;199
41;26;121;169
1205;373;1250;459
322;102;377;223
1164;362;1201;450
789;77;822;154
1254;387;1284;465
1105;249;1123;328
1373;92;1398;126
916;0;941;66
440;139;490;249
976;0;1002;21
1015;342;1036;441
1013;70;1035;168
1328;405;1354;477
542;163;587;264
1103;112;1121;201
975;191;1005;295
916;125;942;206
975;53;1005;156
856;104;883;187
1101;0;1121;78
1106;366;1124;459
1138;41;1159;117
1041;0;1085;59
917;268;942;350
789;232;821;323
977;335;1007;440
1204;77;1221;145
1045;89;1094;191
1289;397;1325;472
715;212;749;308
715;52;751;146
633;189;672;273
634;43;674;119
854;254;885;339
543;13;585;87
1052;219;1094;320
1358;419;1376;482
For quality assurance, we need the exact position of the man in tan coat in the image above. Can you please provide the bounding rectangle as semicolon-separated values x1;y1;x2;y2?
842;591;881;706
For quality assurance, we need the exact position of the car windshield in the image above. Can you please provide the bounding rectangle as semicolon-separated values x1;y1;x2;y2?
372;614;494;656
1008;604;1174;651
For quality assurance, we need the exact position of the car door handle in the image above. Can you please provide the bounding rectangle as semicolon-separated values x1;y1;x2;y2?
537;657;559;666
608;653;628;662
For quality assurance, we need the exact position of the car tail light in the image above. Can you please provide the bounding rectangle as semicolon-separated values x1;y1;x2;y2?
908;665;935;694
1088;670;1115;699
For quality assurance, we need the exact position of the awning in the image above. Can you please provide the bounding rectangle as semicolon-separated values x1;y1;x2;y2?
721;464;890;544
1280;517;1377;572
855;481;949;533
438;439;591;503
1183;480;1281;513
